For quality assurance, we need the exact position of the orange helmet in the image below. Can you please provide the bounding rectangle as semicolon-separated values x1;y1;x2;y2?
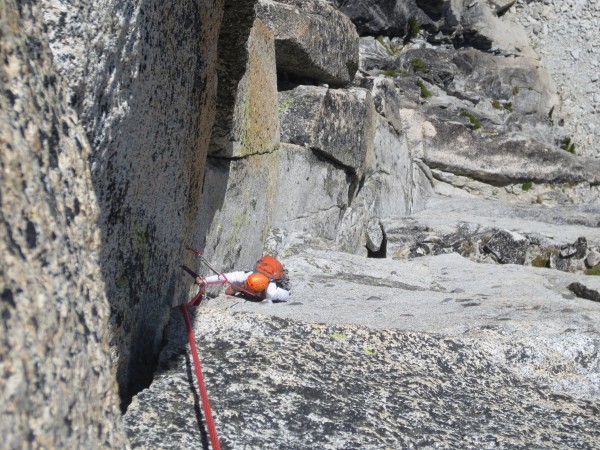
246;272;269;292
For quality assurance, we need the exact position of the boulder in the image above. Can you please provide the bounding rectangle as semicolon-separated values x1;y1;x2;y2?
210;17;279;157
587;250;600;269
363;117;414;217
1;1;127;446
358;36;404;73
393;46;557;116
560;237;587;259
278;86;377;177
484;230;529;265
549;252;571;272
449;49;557;115
257;0;359;86
568;282;600;303
365;219;384;252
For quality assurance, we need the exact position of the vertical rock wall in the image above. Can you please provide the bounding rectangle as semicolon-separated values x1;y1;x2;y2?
39;0;225;404
0;1;127;447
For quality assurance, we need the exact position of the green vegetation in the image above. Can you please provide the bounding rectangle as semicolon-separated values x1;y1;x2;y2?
560;137;576;154
492;99;512;111
521;181;533;191
585;265;600;276
460;111;481;129
531;255;549;268
405;16;420;42
416;79;432;98
382;68;408;77
376;35;402;56
512;86;520;95
410;57;428;73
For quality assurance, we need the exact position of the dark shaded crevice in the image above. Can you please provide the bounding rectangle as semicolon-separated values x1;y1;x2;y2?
277;70;328;92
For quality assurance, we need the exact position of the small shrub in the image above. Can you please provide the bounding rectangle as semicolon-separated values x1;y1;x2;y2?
491;99;502;109
376;35;401;56
531;255;549;268
405;16;420;42
503;102;513;111
416;79;432;98
521;181;533;191
410;57;428;73
512;86;520;95
382;68;407;77
460;111;481;129
560;137;576;154
585;265;600;276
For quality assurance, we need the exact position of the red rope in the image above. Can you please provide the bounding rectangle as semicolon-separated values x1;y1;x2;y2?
181;303;221;450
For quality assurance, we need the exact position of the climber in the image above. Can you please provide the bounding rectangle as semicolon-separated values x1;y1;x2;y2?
195;255;290;302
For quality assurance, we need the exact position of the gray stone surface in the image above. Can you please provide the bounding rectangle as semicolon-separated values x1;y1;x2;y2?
334;0;425;37
125;245;600;448
278;85;377;177
420;117;600;185
1;1;128;447
196;151;280;277
41;0;226;400
587;250;600;269
270;144;349;243
257;0;359;87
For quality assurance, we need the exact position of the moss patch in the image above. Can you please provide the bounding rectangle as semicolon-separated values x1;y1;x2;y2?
531;255;549;268
584;265;600;276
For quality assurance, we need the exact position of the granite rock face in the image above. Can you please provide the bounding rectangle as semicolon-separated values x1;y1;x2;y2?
0;2;127;447
278;85;376;177
333;0;424;37
210;5;280;158
40;0;226;401
125;242;600;448
257;0;359;87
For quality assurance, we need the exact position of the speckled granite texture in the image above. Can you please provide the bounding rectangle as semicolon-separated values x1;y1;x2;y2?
126;308;600;449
